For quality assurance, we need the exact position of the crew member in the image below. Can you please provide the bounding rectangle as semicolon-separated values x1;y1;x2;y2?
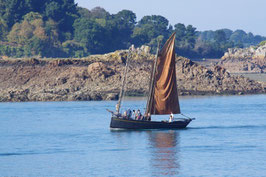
169;112;174;122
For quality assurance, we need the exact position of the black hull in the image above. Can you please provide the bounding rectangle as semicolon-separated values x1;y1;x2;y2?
110;117;192;129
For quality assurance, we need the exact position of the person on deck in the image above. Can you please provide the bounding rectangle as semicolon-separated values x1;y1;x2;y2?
127;109;132;119
169;112;174;122
137;109;141;120
135;110;138;120
123;110;127;118
147;113;151;121
132;110;136;119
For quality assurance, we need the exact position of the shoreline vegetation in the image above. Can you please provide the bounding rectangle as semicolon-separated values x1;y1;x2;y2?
0;48;265;102
1;1;266;60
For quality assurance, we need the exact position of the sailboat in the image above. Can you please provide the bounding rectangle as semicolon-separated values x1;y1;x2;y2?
109;33;194;129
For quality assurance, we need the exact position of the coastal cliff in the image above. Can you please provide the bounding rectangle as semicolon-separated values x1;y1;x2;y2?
0;48;265;102
219;44;266;73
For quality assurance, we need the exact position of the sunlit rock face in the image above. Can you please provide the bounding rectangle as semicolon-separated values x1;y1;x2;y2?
220;44;266;73
0;48;265;102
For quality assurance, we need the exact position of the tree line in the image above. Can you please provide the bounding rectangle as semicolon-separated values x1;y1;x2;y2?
0;0;265;58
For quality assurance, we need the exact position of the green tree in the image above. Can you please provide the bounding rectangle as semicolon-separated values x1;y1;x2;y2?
132;15;169;47
174;23;186;41
0;0;78;39
229;30;247;44
73;18;107;54
7;12;63;57
62;40;87;57
44;0;78;34
106;10;136;50
73;9;136;54
0;0;30;29
173;23;197;57
77;7;92;19
220;28;233;40
185;25;197;48
198;30;215;41
214;30;226;43
89;6;110;19
0;17;8;40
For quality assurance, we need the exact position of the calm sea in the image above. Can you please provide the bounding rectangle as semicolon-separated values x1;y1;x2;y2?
0;94;265;177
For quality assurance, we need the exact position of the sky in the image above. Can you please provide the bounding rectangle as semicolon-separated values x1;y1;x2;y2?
75;0;266;36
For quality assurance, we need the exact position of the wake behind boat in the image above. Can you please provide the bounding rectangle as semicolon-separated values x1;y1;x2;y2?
109;33;194;129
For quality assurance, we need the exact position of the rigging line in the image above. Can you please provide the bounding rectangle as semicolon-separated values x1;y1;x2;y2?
116;45;133;114
180;113;191;119
121;47;133;105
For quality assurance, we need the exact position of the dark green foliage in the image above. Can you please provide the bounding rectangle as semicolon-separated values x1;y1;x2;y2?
199;29;266;48
89;7;110;19
111;10;136;47
0;44;23;57
2;12;66;57
214;30;226;42
133;15;169;44
43;0;78;35
221;29;233;40
0;0;31;29
73;18;106;54
62;40;88;57
172;23;197;57
0;0;78;35
0;17;8;40
73;9;136;54
0;3;266;58
132;15;170;52
174;23;186;41
196;29;266;58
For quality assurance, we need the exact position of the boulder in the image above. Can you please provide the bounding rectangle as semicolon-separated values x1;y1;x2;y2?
87;62;115;79
220;44;266;73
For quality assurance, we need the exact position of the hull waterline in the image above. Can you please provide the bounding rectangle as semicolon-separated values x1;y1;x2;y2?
110;117;192;129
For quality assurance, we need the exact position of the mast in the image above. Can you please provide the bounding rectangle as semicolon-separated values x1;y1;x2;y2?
145;41;160;115
116;46;133;114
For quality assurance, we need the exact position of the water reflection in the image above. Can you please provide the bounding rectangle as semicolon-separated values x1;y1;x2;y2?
109;129;180;176
148;130;180;176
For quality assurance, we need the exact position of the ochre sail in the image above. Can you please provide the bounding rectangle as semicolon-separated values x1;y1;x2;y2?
150;33;180;115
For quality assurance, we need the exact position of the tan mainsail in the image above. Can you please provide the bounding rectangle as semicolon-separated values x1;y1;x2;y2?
148;33;180;115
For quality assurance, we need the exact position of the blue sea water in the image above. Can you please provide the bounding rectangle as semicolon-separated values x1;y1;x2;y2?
0;94;265;177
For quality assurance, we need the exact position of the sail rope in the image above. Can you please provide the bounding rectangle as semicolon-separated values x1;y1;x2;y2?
117;46;133;114
180;113;191;119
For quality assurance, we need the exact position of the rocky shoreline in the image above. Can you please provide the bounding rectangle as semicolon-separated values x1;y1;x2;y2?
0;48;265;102
218;44;266;73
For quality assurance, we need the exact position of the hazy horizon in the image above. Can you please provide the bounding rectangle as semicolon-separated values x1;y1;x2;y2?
76;0;266;36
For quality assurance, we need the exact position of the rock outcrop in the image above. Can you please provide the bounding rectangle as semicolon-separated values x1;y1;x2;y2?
219;44;266;73
176;58;264;95
0;47;265;102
